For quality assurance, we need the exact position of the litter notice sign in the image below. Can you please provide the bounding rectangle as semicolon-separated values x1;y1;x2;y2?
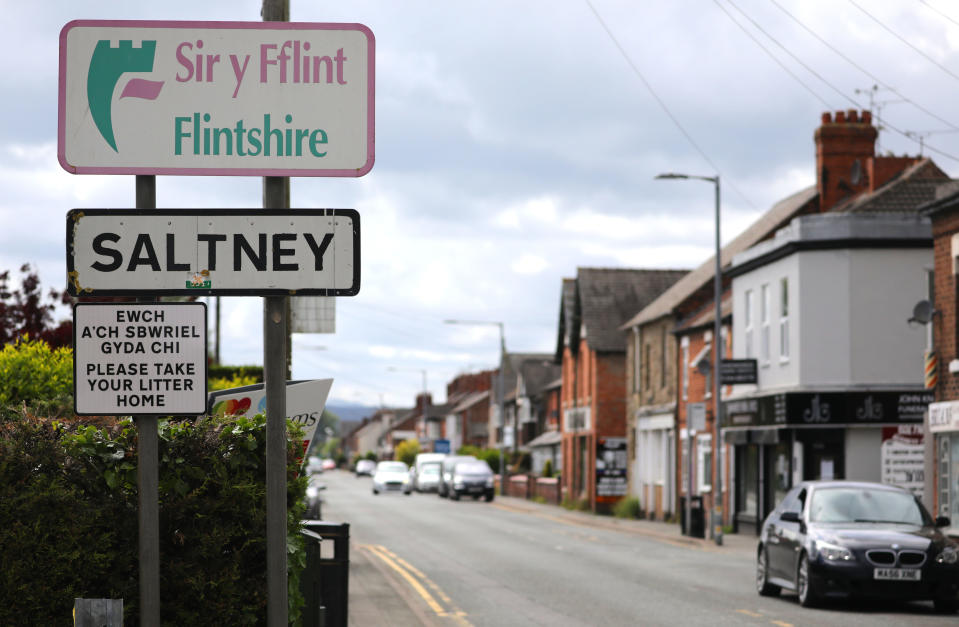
74;302;208;415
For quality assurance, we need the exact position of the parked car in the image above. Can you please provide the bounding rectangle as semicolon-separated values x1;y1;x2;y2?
756;480;959;612
410;452;447;491
321;458;337;471
372;461;412;495
437;455;477;498
304;475;326;519
305;456;324;475
448;459;495;502
414;462;442;493
355;459;376;477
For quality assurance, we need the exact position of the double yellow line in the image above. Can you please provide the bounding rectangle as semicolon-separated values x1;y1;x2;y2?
361;544;471;625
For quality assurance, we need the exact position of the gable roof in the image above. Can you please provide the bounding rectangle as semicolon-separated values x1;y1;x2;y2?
833;158;949;214
621;185;819;329
557;267;687;355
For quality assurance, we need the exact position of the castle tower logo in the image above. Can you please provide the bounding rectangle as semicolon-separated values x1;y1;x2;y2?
87;40;165;152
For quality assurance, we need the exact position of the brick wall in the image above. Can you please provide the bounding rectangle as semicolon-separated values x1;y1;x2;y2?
932;207;959;402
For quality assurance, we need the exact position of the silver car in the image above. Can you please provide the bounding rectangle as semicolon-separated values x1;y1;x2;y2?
415;462;442;493
372;461;412;495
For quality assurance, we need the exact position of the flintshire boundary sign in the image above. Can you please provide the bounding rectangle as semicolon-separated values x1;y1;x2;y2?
66;209;360;296
58;20;374;177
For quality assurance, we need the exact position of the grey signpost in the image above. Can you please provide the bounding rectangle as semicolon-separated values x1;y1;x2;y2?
59;9;373;625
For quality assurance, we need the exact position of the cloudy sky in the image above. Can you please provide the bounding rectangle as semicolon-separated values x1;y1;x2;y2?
4;0;959;409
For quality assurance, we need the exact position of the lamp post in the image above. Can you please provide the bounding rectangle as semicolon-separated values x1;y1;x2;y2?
655;172;724;546
387;366;429;446
444;319;507;494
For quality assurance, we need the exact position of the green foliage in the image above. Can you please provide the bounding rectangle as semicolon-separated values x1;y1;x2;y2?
364;450;378;461
394;439;419;467
476;448;501;474
612;496;644;520
208;373;259;391
0;337;73;417
531;495;547;504
0;412;307;625
561;495;591;512
206;364;263;382
456;444;481;457
542;459;554;478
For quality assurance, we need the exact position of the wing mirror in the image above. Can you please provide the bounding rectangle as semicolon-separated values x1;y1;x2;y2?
780;511;801;523
935;516;951;528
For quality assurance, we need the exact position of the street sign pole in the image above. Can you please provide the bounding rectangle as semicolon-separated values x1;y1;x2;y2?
135;174;160;627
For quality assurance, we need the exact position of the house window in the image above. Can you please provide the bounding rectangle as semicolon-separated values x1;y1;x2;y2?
660;328;667;389
744;289;754;358
632;328;641;394
681;338;689;401
644;343;651;392
779;277;789;361
761;283;770;364
697;434;713;492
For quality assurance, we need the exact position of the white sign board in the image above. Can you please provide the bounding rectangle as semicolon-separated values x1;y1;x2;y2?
58;20;374;176
688;402;707;433
67;209;360;296
74;303;207;415
208;379;333;457
881;425;924;496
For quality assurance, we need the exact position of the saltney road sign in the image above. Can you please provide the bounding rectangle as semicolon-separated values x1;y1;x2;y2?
67;209;360;296
58;20;374;176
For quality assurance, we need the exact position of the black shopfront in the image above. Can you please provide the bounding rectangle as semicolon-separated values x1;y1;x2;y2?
722;390;932;535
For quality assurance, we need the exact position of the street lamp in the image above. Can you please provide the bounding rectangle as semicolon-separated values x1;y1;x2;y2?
387;366;429;446
655;172;724;546
444;319;507;494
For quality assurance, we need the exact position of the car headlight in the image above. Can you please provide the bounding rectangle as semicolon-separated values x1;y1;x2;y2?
402;476;410;484
936;546;959;565
815;540;853;562
306;486;318;499
485;478;494;488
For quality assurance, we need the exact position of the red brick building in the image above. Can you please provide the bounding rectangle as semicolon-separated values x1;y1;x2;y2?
556;267;685;512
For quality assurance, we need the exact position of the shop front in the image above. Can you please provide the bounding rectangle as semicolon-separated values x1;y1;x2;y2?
723;390;932;535
929;401;959;538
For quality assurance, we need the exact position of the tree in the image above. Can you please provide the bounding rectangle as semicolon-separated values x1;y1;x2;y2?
394;439;419;467
0;264;73;349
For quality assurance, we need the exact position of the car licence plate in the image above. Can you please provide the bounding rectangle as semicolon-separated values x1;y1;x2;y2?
874;568;921;581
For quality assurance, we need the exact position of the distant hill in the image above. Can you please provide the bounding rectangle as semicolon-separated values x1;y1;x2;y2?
325;402;378;424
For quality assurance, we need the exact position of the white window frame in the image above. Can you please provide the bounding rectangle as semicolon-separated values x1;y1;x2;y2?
697;433;713;493
779;277;790;362
744;289;754;359
760;283;770;365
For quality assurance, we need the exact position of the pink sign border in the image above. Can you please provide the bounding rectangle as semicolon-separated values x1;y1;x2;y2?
58;19;375;177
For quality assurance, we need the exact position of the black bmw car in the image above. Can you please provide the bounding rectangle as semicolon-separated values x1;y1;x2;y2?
756;480;959;612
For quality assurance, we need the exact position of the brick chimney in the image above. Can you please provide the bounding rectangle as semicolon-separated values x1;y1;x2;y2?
814;109;876;211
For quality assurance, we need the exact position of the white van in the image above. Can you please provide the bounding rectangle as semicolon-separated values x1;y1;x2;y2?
411;452;447;492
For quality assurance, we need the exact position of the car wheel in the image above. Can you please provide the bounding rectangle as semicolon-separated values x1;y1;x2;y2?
797;553;819;608
405;490;412;496
934;598;959;614
372;489;379;495
485;493;494;502
451;491;460;501
756;547;781;597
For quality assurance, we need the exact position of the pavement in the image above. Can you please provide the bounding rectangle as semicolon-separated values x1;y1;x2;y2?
346;494;756;626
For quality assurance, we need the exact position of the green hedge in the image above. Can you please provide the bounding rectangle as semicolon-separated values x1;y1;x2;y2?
207;364;264;383
0;412;306;626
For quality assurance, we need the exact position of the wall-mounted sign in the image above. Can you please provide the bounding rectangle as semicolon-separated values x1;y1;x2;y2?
596;437;628;503
881;425;924;496
58;20;374;176
720;359;757;385
74;303;207;415
687;402;707;432
722;390;934;428
66;209;360;296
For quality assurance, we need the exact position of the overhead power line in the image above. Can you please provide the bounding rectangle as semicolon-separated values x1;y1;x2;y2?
918;0;959;29
768;0;959;132
583;0;758;210
849;0;959;84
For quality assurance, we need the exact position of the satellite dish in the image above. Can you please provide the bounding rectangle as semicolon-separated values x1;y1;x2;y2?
850;159;862;186
910;300;934;324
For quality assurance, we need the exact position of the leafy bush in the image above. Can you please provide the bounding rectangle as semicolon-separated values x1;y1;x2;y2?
394;439;419;467
0;411;306;625
364;450;378;461
456;444;481;457
206;364;263;382
208;373;259;391
612;496;644;520
0;337;73;417
541;459;554;478
476;448;501;473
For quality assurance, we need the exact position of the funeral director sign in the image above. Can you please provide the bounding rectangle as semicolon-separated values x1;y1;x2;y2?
67;209;360;296
58;20;374;176
74;303;207;415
